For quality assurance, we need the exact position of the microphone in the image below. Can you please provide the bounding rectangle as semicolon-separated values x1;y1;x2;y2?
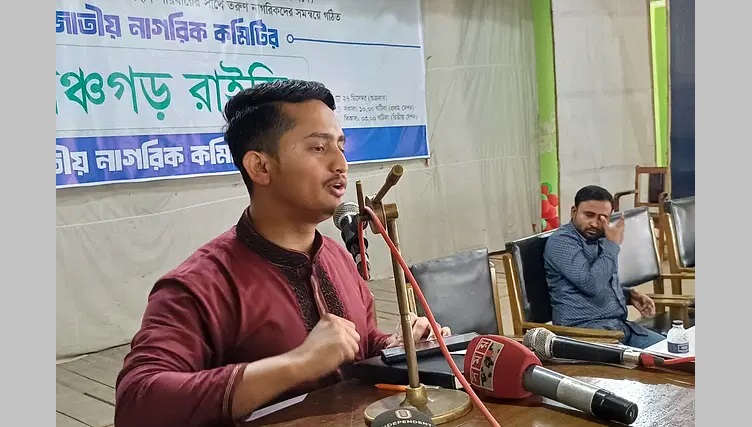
333;202;370;276
371;407;436;427
464;335;639;425
523;327;641;367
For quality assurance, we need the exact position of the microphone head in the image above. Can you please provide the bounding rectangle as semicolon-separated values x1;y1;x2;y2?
522;328;556;361
463;335;541;400
371;407;436;427
333;202;360;231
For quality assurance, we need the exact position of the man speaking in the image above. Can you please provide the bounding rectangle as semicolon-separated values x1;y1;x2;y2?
114;80;450;427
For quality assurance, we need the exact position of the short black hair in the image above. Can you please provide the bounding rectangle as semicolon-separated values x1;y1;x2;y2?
574;185;614;207
222;79;336;194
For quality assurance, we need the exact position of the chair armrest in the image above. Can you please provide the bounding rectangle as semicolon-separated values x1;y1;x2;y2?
649;295;694;307
648;294;694;301
522;322;625;340
660;273;695;280
613;190;637;211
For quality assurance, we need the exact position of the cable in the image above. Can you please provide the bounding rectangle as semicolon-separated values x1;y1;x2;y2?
361;206;501;427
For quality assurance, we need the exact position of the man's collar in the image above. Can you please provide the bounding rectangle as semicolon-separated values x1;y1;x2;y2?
235;207;323;268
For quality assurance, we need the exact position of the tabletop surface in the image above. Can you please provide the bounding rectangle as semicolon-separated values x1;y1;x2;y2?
243;363;695;427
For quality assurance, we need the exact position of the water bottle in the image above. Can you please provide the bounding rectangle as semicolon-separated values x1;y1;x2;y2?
666;320;690;354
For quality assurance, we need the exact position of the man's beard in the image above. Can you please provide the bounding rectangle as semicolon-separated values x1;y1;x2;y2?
578;226;603;241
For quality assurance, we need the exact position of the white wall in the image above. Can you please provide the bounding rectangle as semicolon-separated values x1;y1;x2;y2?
56;0;540;359
553;0;656;212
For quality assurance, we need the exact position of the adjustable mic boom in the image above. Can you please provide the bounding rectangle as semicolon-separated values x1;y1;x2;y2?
355;169;477;426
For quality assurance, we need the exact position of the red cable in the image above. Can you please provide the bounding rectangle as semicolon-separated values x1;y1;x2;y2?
660;356;695;365
357;217;370;281
362;206;501;427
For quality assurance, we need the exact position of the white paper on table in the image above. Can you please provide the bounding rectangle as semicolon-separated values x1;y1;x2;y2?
644;326;695;358
246;393;308;422
600;326;695;359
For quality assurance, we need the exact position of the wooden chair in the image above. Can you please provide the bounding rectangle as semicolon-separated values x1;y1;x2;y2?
501;232;625;342
663;196;695;273
614;166;668;259
661;196;696;296
615;207;694;334
501;207;694;342
409;248;504;336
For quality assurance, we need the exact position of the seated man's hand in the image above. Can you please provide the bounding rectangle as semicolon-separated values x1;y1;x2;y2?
630;289;656;318
292;313;361;380
386;313;451;348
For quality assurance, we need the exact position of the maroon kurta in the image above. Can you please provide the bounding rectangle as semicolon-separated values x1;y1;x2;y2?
115;209;392;427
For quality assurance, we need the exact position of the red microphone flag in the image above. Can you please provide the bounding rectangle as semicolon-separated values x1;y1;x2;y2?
463;335;542;399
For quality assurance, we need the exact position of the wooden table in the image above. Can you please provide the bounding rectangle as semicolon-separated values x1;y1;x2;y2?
243;364;694;427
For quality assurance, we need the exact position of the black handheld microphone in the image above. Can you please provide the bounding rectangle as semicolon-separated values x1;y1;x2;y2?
371;407;437;427
523;328;641;367
333;202;370;277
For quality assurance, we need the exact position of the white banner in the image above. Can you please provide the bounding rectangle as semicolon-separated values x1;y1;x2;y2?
56;0;429;187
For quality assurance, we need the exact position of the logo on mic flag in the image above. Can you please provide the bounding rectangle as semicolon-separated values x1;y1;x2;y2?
468;337;504;391
395;409;413;419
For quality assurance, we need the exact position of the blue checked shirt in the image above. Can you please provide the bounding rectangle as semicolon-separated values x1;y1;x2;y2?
543;222;650;338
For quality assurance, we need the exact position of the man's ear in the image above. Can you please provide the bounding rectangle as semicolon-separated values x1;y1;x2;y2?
242;151;272;188
570;206;576;219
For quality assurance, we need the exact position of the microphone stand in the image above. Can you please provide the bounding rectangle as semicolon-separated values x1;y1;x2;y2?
356;165;472;425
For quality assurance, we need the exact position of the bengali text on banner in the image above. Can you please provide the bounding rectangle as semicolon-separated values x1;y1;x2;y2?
56;0;428;188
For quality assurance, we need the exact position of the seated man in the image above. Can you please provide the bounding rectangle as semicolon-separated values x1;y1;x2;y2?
543;185;664;349
114;79;450;427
